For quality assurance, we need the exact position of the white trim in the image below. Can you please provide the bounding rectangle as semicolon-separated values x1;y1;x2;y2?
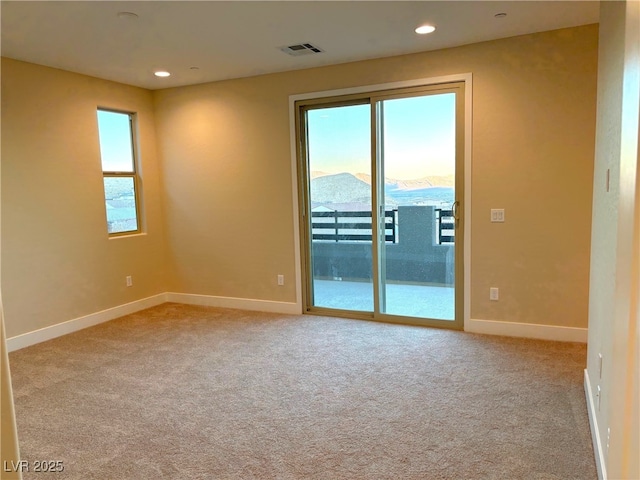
289;73;473;325
288;73;473;103
6;293;298;352
289;96;303;313
463;74;473;332
465;318;588;343
166;292;300;315
6;293;167;352
584;369;607;480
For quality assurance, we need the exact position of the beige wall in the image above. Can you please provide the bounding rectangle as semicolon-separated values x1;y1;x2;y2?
0;25;598;337
586;1;640;479
1;58;169;338
154;25;598;327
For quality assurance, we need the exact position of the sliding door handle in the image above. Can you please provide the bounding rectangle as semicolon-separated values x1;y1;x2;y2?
452;201;460;222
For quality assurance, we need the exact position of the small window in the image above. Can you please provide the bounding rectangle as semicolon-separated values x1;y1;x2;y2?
96;109;141;235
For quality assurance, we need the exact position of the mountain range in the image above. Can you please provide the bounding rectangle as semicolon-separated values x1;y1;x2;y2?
311;171;453;188
310;172;454;207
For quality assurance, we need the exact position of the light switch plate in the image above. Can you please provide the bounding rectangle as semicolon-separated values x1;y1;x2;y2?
491;209;505;222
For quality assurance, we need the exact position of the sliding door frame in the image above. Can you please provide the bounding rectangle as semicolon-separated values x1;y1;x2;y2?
289;73;473;330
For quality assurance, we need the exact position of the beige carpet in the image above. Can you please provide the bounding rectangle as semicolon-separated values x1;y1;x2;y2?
9;303;596;479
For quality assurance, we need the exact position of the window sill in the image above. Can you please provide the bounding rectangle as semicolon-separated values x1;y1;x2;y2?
108;232;147;240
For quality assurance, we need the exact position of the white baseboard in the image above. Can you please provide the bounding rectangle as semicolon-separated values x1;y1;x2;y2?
6;293;168;352
465;318;588;343
166;292;301;315
584;369;607;480
7;299;585;351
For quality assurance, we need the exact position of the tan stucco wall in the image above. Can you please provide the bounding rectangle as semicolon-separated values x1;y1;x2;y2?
1;59;169;338
586;1;640;478
154;25;598;327
0;25;597;338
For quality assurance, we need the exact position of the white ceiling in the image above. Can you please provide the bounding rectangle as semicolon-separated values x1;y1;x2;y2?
1;1;600;90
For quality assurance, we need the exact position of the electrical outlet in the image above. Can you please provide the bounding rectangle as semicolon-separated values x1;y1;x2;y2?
126;276;133;287
277;274;284;286
491;209;505;222
489;287;499;301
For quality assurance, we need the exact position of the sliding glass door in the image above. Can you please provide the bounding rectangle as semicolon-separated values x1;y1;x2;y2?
297;82;464;328
304;102;374;312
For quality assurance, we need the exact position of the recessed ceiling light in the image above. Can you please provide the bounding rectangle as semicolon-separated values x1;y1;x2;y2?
495;13;507;18
117;11;139;20
415;25;436;35
154;71;171;78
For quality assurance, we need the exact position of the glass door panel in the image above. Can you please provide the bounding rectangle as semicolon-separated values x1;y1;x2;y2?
377;93;457;320
305;104;373;312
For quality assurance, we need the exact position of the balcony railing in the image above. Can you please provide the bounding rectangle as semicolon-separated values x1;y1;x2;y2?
311;208;455;245
311;210;397;243
435;208;455;245
310;205;455;285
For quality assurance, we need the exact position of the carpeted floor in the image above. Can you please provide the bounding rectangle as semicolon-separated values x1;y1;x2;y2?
8;303;596;479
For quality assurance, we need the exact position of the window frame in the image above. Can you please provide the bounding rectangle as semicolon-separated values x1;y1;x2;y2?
97;108;143;237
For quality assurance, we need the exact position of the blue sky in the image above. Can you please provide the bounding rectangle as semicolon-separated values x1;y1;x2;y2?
307;93;456;179
97;110;135;172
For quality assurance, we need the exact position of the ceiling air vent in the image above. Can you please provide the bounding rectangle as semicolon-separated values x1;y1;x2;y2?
280;43;324;56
